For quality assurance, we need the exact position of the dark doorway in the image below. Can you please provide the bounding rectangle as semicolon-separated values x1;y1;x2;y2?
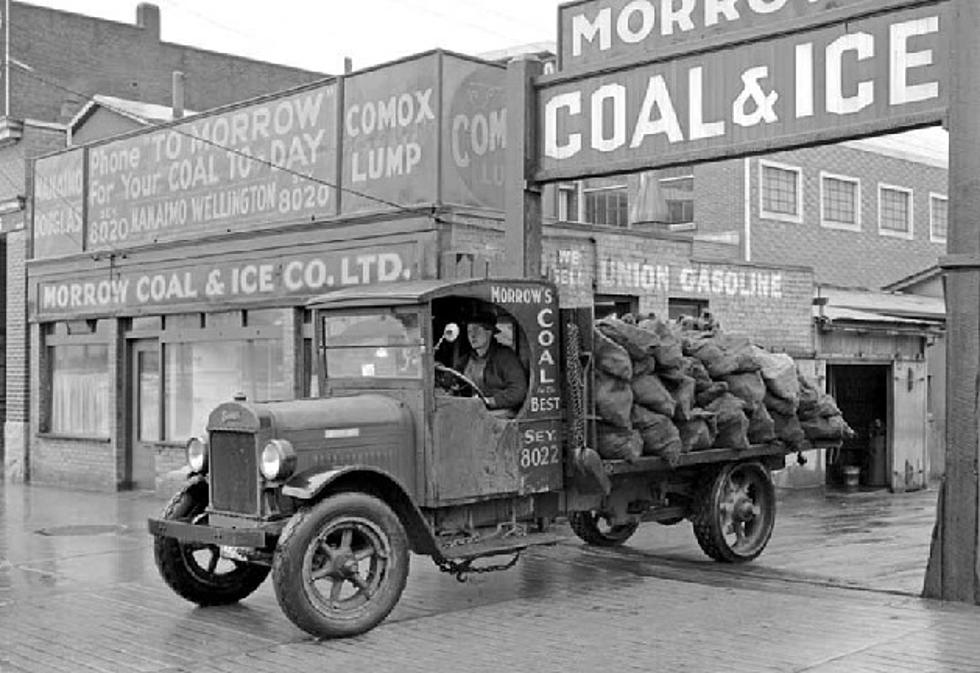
827;364;889;488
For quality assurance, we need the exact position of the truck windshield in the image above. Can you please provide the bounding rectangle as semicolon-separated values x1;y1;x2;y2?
322;310;422;379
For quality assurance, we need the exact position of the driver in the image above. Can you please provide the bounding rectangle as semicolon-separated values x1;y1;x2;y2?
453;309;528;415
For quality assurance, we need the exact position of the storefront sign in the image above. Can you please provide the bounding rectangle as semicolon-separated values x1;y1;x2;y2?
341;55;439;214
539;3;947;180
442;57;507;209
33;149;85;258
84;82;338;253
36;242;421;315
558;0;905;70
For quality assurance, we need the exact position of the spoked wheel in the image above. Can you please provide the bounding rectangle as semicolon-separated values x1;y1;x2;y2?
568;510;640;547
272;493;409;639
153;481;270;605
692;461;776;563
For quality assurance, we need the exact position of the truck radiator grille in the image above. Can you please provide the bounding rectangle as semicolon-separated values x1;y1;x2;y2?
209;431;258;515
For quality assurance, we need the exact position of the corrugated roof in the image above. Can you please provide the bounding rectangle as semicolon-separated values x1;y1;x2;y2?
815;286;946;326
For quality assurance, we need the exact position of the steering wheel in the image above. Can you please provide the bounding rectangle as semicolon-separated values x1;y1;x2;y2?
434;363;491;406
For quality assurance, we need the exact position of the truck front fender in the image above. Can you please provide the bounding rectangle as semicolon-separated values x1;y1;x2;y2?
282;465;439;557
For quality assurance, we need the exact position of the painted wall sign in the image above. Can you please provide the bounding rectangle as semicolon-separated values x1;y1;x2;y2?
546;249;785;299
539;3;947;181
442;57;507;210
341;56;439;214
32;149;85;258
558;0;910;70
36;242;421;316
83;82;338;253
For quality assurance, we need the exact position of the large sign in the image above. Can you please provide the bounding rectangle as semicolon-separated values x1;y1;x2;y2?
558;0;918;70
341;56;439;214
540;2;948;180
86;82;338;251
35;242;422;317
32;149;85;258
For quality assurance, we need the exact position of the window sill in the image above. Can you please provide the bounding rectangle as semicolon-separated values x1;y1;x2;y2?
37;433;111;443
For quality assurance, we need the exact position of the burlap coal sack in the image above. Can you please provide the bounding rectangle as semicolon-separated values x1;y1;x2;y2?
707;393;751;450
679;410;718;452
597;317;660;362
724;371;767;407
800;414;856;441
664;373;696;423
596;371;633;429
752;348;800;402
631;405;682;461
596;423;643;462
695;381;729;408
594;328;633;381
682;356;714;392
747;402;777;444
637;316;685;370
631;374;676;417
772;409;806;448
763;389;798;417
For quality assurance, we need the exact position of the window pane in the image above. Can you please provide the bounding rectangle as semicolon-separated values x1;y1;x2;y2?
50;344;110;436
931;197;948;240
762;165;799;216
138;350;160;442
823;177;857;225
323;311;422;379
164;340;288;441
880;188;910;233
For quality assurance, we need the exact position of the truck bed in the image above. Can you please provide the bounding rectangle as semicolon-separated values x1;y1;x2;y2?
602;440;839;476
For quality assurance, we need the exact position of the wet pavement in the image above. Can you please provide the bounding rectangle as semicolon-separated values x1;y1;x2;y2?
1;481;977;672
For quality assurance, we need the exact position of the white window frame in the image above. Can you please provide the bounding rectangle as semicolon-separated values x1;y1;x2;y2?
558;182;582;222
877;183;914;240
819;171;861;232
758;159;803;224
659;174;695;229
929;192;948;244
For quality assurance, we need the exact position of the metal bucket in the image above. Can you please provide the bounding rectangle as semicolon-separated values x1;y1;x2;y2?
843;465;861;489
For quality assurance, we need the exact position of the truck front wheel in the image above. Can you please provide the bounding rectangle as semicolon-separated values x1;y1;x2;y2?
568;511;640;547
692;461;776;563
153;481;270;605
272;492;409;639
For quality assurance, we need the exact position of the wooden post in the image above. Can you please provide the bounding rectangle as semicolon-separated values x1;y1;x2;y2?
503;55;543;279
923;0;980;603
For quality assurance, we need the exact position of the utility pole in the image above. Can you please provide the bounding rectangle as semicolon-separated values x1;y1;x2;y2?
923;0;980;603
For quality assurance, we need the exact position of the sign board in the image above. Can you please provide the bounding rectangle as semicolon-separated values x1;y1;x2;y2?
539;1;948;181
33;149;85;258
35;241;424;317
341;55;439;215
85;82;338;253
558;0;921;71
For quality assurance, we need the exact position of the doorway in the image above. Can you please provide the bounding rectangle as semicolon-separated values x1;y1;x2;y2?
827;364;889;488
128;339;160;490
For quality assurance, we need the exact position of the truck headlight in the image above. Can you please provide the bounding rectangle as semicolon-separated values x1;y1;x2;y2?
260;439;296;481
186;437;208;474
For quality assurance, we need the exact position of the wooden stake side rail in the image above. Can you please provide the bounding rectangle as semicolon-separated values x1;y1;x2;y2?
601;441;840;476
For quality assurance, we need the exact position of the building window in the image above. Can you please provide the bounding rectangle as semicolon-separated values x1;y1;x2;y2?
759;160;802;223
878;184;913;239
162;308;291;441
583;178;629;227
558;182;581;222
48;343;110;436
820;172;860;231
668;298;709;321
660;175;694;227
594;294;638;320
930;193;948;243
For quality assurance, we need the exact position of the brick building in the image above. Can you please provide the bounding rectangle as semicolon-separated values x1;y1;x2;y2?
0;2;326;481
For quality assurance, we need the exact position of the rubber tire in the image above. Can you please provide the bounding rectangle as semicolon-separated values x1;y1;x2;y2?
272;493;410;639
692;461;776;564
568;511;640;547
153;481;271;605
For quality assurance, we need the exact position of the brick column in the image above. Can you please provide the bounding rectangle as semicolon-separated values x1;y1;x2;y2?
4;228;29;481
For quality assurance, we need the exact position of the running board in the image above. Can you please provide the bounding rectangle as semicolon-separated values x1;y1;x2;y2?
440;530;566;561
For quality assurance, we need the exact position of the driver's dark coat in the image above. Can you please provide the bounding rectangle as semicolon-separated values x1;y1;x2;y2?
453;341;528;411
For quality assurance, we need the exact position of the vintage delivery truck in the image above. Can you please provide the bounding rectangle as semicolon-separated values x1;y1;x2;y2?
148;277;826;638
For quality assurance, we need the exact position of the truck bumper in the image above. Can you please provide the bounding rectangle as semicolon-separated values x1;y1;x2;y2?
147;518;277;547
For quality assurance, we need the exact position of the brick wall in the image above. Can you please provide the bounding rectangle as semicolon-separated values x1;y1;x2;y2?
8;2;325;124
695;146;946;289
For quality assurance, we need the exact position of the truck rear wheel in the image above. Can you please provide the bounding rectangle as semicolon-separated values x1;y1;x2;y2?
272;492;409;639
153;481;270;605
568;511;640;547
692;461;776;563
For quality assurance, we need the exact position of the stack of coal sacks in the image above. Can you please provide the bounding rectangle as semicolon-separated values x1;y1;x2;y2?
591;316;854;464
